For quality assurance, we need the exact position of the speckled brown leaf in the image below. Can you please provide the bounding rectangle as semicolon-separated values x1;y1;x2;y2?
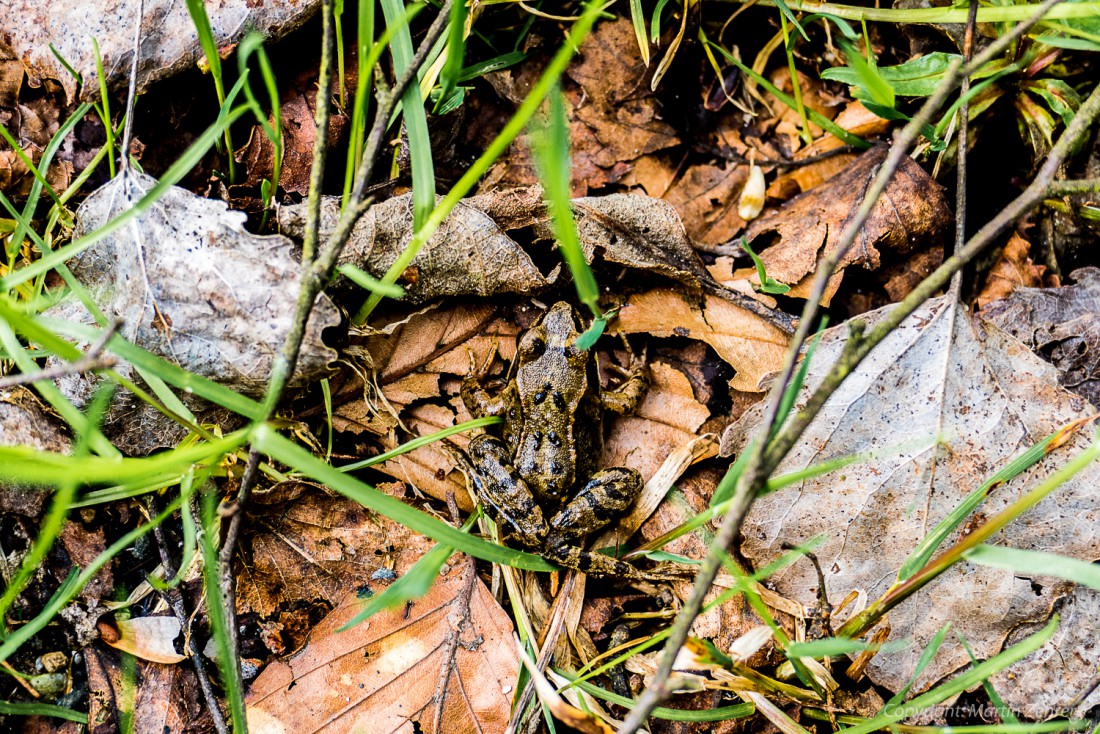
283;190;791;332
982;267;1100;408
721;295;1100;716
235;481;432;617
617;289;789;392
974;231;1047;310
745;145;953;305
52;171;339;394
4;0;320;103
246;559;519;734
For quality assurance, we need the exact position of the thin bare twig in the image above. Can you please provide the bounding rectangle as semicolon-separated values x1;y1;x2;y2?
1046;177;1100;197
149;497;229;734
949;0;980;295
0;320;119;389
618;1;1069;730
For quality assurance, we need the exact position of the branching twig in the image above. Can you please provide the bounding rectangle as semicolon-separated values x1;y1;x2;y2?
0;320;119;389
618;1;1071;729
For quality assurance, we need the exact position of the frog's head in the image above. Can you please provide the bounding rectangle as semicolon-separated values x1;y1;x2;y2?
517;301;584;366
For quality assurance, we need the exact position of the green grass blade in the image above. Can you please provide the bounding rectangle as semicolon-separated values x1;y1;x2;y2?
355;0;605;322
340;511;480;630
964;545;1100;591
185;0;235;181
0;701;87;723
530;84;601;320
897;419;1089;582
562;674;755;721
883;623;951;709
338;415;500;472
838;617;1059;734
712;45;871;149
199;489;246;730
337;263;406;298
436;0;469;112
0;309;118;457
629;0;651;65
381;0;435;230
252;424;555;570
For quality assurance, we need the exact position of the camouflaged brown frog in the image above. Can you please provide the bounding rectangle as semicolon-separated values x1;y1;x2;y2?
458;302;660;580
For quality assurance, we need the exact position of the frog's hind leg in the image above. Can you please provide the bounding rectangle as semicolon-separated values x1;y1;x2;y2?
465;434;547;548
547;467;644;542
543;537;652;580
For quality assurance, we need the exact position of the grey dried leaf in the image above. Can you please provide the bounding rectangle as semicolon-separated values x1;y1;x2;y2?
982;267;1100;409
279;194;550;303
4;0;320;102
721;295;1100;717
281;190;791;334
55;171;338;394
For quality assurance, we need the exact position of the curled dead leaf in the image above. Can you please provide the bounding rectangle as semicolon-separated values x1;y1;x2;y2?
745;145;953;306
98;616;186;665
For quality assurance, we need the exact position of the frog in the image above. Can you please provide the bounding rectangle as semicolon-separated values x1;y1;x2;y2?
458;301;658;580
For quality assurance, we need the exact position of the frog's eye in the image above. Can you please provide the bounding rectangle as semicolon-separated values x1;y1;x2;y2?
519;332;545;358
564;344;585;363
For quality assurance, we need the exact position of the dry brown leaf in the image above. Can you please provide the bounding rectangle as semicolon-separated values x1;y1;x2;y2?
480;17;678;194
374;402;473;511
237;67;348;197
3;0;320;102
745;145;953;305
246;559;519;734
85;646;209;733
235;481;432;617
974;230;1047;309
662;163;750;247
982;266;1100;408
98;616;186;665
617;289;789;392
58;520;112;601
721;294;1100;717
602;362;711;483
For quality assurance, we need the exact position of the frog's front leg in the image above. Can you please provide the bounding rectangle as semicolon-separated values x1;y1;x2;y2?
465;434;547;548
598;363;649;415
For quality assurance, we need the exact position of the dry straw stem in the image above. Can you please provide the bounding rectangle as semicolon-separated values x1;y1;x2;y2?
618;0;1087;728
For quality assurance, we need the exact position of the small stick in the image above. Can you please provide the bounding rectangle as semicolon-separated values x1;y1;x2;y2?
0;320;120;389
